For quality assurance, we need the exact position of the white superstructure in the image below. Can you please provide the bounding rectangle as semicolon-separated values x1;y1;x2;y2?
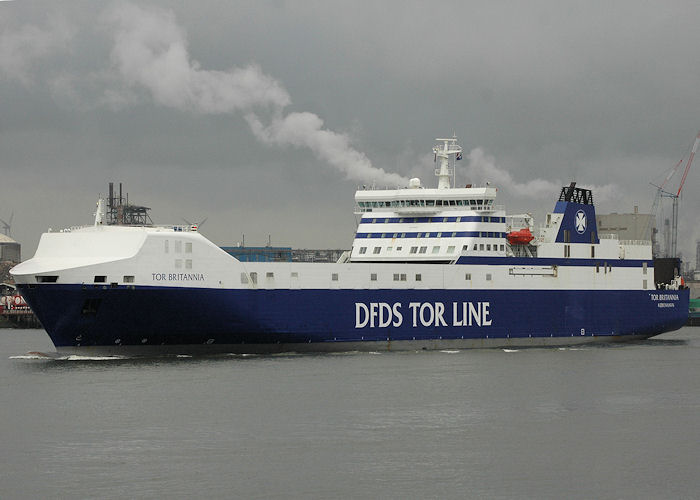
11;138;659;295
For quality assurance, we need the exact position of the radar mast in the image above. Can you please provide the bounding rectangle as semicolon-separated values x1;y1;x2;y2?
433;135;462;189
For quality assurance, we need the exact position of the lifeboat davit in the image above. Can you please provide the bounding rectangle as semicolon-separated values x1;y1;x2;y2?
506;228;534;245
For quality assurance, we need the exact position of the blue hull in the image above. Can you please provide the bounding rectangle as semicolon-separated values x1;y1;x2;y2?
17;284;689;352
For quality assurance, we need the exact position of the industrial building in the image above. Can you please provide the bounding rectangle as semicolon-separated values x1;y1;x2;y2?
596;207;657;254
0;233;20;263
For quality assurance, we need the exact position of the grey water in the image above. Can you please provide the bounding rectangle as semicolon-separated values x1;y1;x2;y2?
1;328;699;500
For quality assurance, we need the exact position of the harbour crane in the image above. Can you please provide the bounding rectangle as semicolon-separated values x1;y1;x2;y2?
0;211;13;237
648;131;700;258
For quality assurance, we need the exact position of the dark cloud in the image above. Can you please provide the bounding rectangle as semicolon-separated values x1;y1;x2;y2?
1;0;699;262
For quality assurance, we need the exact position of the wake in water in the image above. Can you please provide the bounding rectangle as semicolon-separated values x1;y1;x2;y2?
9;352;127;361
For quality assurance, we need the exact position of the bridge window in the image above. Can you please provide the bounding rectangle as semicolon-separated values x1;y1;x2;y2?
447;246;455;253
415;274;422;281
465;273;472;280
332;273;339;281
359;247;367;254
486;273;492;281
123;276;134;283
396;246;403;251
410;247;418;254
93;275;106;283
185;242;192;253
419;246;427;254
249;272;257;284
240;273;248;284
185;259;192;269
371;273;377;281
432;246;440;254
373;247;381;254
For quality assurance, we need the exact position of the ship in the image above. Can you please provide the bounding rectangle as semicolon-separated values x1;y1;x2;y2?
10;137;689;354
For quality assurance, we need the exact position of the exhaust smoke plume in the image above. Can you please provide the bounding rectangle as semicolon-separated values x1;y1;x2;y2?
466;147;617;201
105;2;408;187
0;16;73;85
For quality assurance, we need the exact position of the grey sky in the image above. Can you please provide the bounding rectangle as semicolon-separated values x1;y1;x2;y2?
1;0;699;262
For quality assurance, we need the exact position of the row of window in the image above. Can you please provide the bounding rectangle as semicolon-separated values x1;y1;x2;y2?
361;216;506;224
36;275;136;284
240;271;486;284
357;199;494;208
359;245;457;255
356;231;507;239
357;243;506;255
164;241;193;254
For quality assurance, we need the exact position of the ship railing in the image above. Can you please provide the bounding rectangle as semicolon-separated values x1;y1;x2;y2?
52;224;199;233
54;225;90;232
164;224;199;232
356;184;404;191
619;239;651;246
355;204;505;214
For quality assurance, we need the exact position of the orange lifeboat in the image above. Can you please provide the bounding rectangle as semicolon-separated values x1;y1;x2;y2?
506;228;534;245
